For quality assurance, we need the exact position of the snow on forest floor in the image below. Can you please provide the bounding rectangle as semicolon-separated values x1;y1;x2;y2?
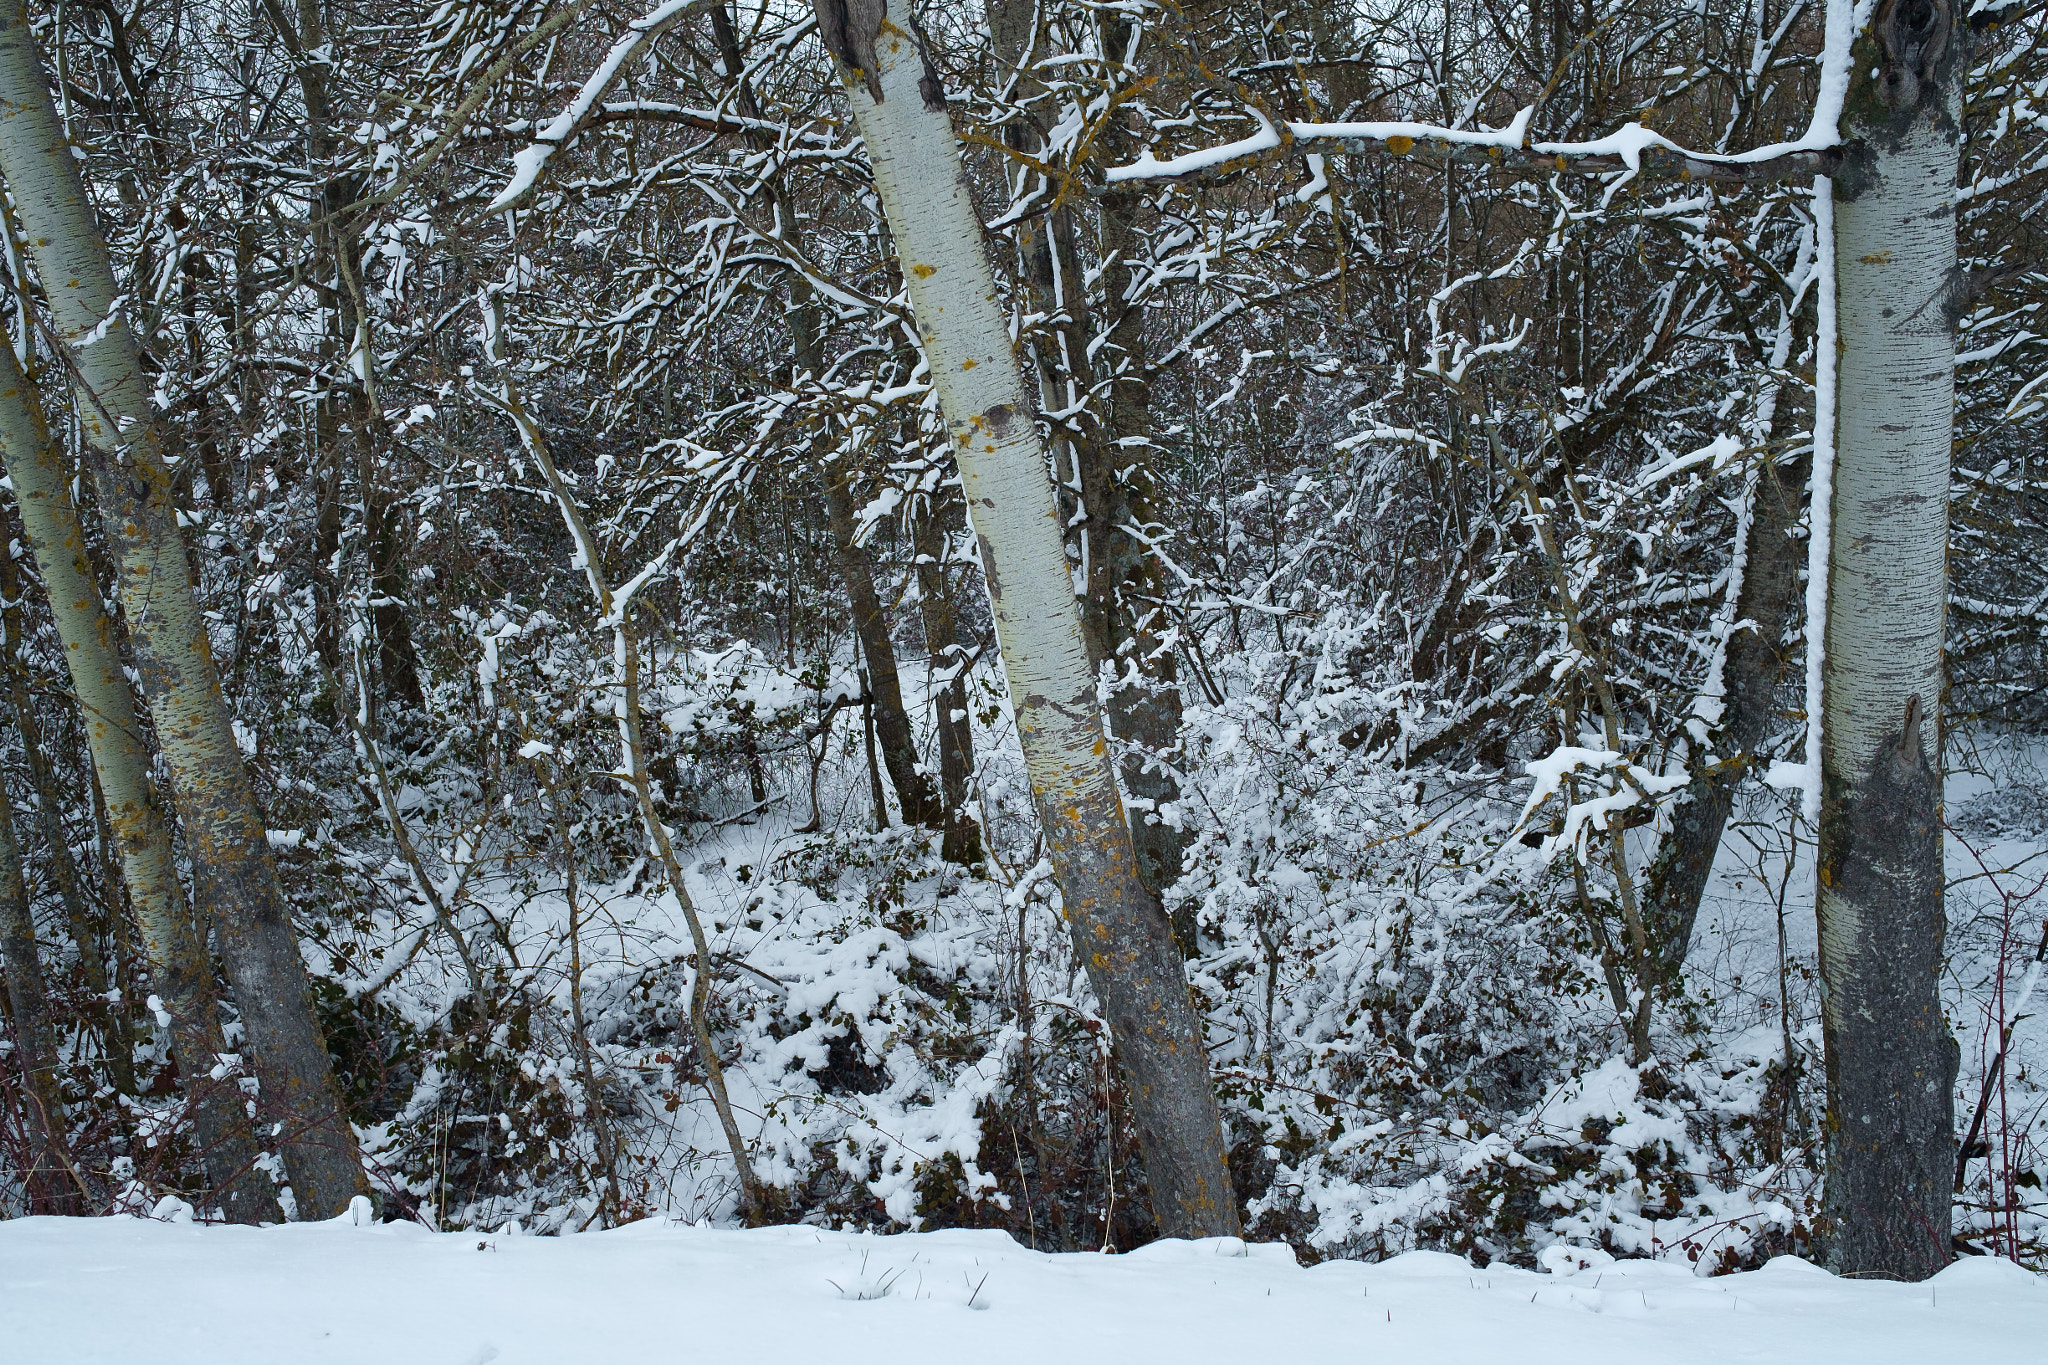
3;1213;2042;1364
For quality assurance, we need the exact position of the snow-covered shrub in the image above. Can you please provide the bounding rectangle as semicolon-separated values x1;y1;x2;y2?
1158;596;1824;1269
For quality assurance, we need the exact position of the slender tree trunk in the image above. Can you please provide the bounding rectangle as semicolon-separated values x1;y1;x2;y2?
1073;204;1190;901
817;12;1239;1236
534;760;624;1226
0;335;278;1221
271;0;426;716
914;484;983;865
1814;0;1963;1281
0;547;135;1096
0;777;81;1213
710;6;949;846
365;478;426;712
826;476;942;827
1641;437;1811;975
0;3;364;1217
1097;19;1190;903
480;318;773;1222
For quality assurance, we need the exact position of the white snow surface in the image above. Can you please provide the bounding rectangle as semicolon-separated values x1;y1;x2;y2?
2;1215;2041;1364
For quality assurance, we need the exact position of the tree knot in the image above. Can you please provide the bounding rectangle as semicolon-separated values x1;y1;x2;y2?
1893;692;1930;773
1874;0;1952;110
813;0;886;102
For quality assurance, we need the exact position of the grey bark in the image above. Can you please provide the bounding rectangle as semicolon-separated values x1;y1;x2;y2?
988;0;1191;900
0;545;134;1097
819;13;1239;1236
1814;0;1964;1280
1641;445;1811;976
0;776;80;1213
0;0;364;1217
913;482;983;865
0;334;278;1221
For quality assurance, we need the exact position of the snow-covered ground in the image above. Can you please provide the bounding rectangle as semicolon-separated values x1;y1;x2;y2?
3;1211;2040;1364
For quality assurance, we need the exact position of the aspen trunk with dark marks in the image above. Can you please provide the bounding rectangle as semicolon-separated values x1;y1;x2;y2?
0;331;279;1221
0;2;364;1217
826;476;943;828
1814;0;1963;1281
818;10;1239;1236
0;778;81;1213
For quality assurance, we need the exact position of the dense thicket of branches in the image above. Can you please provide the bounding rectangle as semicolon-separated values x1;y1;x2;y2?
0;0;2043;1266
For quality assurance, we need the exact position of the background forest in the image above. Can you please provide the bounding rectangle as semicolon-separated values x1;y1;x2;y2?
0;0;2044;1270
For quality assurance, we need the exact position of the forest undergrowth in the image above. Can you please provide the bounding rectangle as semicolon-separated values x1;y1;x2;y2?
0;0;2044;1277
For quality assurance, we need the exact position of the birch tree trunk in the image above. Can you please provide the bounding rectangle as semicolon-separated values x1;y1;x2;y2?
819;10;1239;1237
1815;0;1963;1281
0;2;364;1218
0;337;279;1221
0;778;81;1213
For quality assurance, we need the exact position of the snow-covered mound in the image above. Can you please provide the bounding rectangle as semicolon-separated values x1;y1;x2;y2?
2;1212;2040;1364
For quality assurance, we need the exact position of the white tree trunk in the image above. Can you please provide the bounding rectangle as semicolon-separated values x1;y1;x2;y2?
825;11;1239;1237
0;339;278;1221
0;0;364;1217
1815;0;1962;1280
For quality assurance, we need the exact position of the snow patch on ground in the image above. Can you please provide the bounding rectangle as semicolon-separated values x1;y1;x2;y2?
1;1216;2040;1364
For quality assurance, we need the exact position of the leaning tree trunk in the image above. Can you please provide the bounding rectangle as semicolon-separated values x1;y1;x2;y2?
1814;0;1963;1281
0;778;81;1213
479;318;773;1223
0;3;364;1218
0;337;279;1222
1641;391;1812;977
817;6;1239;1237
